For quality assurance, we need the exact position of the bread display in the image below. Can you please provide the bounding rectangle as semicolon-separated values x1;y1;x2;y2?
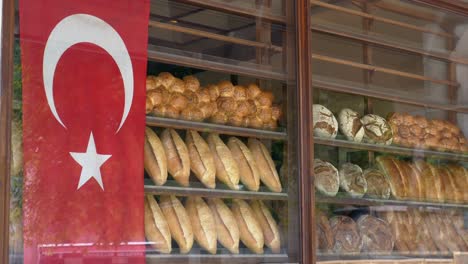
388;112;468;153
356;215;394;253
338;108;364;142
313;159;340;197
363;169;390;199
231;199;265;254
250;200;281;253
144;127;168;186
161;129;190;187
316;210;334;253
329;216;362;253
313;104;338;139
248;138;282;192
361;114;393;145
185;197;217;254
186;130;216;189
159;195;193;254
146;73;282;130
144;195;172;253
339;163;367;198
227;137;260;191
207;198;240;254
207;133;240;190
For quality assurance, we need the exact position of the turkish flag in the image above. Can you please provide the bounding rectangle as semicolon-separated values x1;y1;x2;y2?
20;0;149;263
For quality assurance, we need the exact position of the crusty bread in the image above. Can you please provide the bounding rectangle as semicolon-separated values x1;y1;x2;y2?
376;156;407;199
207;198;239;254
207;134;239;190
445;164;468;203
356;215;394;253
231;199;264;254
186;130;216;188
185;197;217;254
144;195;171;253
425;163;445;202
227;137;260;191
249;200;281;253
159;195;193;254
161;129;190;186
247;139;282;192
144;127;168;186
392;159;420;200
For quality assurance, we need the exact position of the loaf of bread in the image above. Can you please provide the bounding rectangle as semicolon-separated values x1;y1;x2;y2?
425;163;444;202
363;169;390;199
248;138;282;192
161;129;190;186
144;127;168;186
361;114;393;145
445;164;467;203
231;199;264;254
228;137;260;191
376;156;407;199
316;210;334;253
207;134;240;190
313;159;340;197
392;159;422;200
406;209;438;254
144;195;171;253
186;130;216;189
329;216;362;253
356;215;394;253
379;211;410;253
313;104;338;139
338;108;364;142
207;198;240;254
185;197;217;254
159;195;193;254
339;163;367;198
250;200;281;253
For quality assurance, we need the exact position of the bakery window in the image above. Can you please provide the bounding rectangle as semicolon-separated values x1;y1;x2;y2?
6;1;309;264
311;1;468;263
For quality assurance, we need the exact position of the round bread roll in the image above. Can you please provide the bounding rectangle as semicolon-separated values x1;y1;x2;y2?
255;91;274;108
231;199;264;254
339;163;367;198
183;75;200;92
159;195;193;254
144;195;171;254
211;111;228;125
207;84;220;101
207;198;240;254
158;72;176;89
313;159;339;197
217;97;238;113
357;215;394;253
146;75;157;91
144;127;168;186
228;115;244;127
330;216;362;253
161;129;190;187
207;134;240;190
228;137;260;191
233;85;247;101
363;169;390;199
338;108;364;142
186;130;215;189
247;83;262;99
146;97;154;114
316;210;334;253
313;104;338;139
180;107;204;122
237;100;255;117
250;200;281;253
361;114;393;145
218;81;235;97
170;78;186;94
185;197;217;254
147;87;164;107
170;93;188;111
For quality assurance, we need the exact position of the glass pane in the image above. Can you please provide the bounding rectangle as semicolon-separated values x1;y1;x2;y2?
311;0;468;263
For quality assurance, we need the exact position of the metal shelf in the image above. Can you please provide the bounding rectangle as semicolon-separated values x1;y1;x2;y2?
146;253;289;264
314;137;468;162
316;194;468;210
317;252;453;262
146;116;287;140
144;180;289;201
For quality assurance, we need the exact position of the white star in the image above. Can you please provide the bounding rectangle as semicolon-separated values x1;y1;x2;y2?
70;132;111;190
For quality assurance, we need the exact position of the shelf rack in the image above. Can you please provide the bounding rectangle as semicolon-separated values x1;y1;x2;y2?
317;252;454;262
146;253;289;264
144;180;288;201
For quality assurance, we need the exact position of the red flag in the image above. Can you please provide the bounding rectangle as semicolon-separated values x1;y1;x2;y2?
20;0;149;263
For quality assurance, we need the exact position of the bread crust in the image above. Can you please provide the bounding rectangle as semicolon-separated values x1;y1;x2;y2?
207;134;240;190
313;159;339;197
356;215;394;253
363;169;390;199
329;216;362;253
186;130;216;188
228;137;260;191
144;195;171;253
161;129;190;186
159;195;193;254
249;200;281;253
207;198;240;254
185;197;217;254
144;127;168;186
376;156;407;199
231;199;264;254
248;139;282;192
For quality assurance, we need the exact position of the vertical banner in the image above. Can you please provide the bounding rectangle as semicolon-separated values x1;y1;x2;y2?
20;0;149;263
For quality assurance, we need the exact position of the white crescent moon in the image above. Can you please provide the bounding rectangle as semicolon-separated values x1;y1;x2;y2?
43;14;133;133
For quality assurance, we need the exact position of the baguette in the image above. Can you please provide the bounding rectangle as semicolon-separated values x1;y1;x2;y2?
144;127;168;186
161;129;190;186
249;200;281;253
231;199;264;254
438;167;459;203
159;195;193;253
185;197;217;254
207;134;240;190
446;164;468;202
228;137;260;191
248;139;282;192
392;159;420;200
144;195;171;253
376;156;407;199
426;163;445;202
207;198;239;254
186;130;216;188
